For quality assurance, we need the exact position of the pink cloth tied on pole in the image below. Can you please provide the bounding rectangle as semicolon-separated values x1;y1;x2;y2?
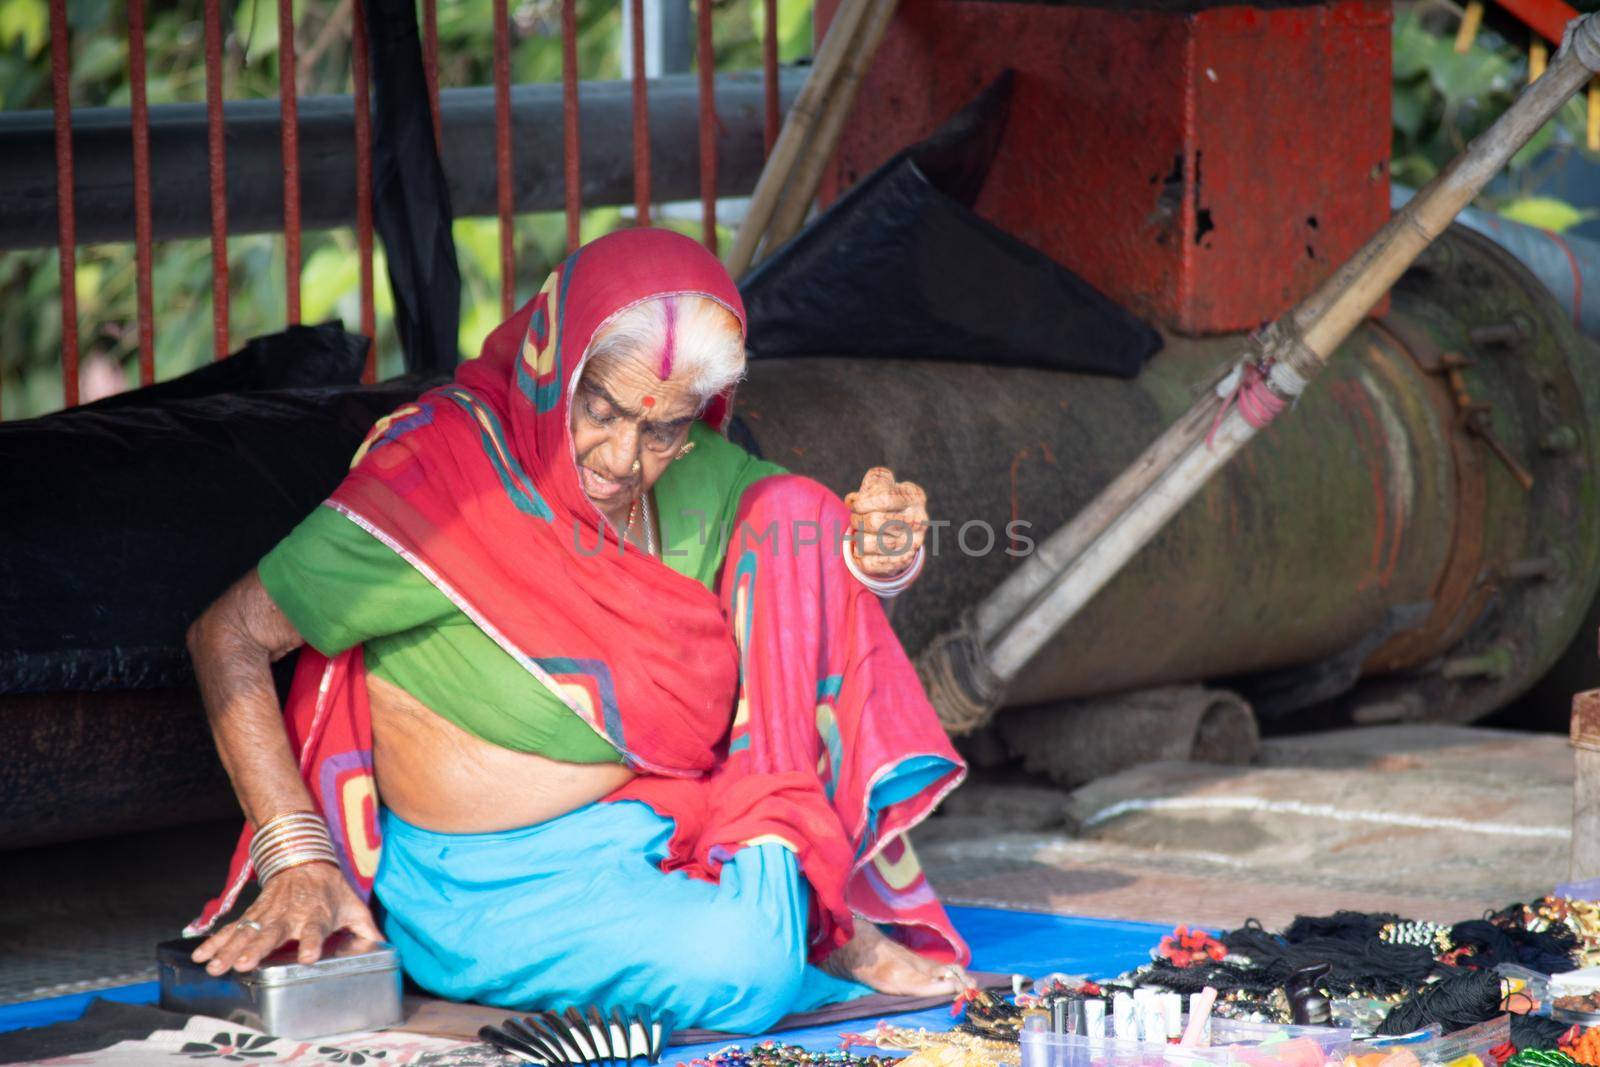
1207;359;1290;448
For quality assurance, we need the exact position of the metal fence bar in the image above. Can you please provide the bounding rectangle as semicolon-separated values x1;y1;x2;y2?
203;0;229;360
763;0;778;156
631;0;652;225
352;0;376;381
1;72;803;250
494;0;514;316
697;0;717;252
562;0;582;252
423;0;443;148
50;0;79;408
129;0;155;387
23;6;805;416
278;0;302;324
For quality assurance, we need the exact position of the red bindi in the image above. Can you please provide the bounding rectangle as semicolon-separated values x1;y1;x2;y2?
642;395;656;409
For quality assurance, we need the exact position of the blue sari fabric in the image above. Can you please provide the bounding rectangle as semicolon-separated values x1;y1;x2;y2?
375;800;870;1033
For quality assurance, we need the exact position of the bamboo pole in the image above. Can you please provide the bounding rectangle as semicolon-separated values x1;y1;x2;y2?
926;14;1600;733
755;0;898;262
724;0;877;279
1456;0;1485;53
1589;79;1599;150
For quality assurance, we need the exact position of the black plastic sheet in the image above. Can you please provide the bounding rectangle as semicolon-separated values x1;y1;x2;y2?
741;73;1161;377
364;0;462;374
1;328;427;694
75;321;368;413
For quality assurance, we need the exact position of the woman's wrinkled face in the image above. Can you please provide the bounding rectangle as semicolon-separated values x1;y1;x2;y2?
570;351;699;526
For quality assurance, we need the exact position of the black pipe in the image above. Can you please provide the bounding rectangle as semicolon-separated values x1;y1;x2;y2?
0;69;802;251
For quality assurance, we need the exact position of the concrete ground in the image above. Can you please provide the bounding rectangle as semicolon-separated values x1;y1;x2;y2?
0;724;1577;1005
918;724;1575;928
0;818;240;1004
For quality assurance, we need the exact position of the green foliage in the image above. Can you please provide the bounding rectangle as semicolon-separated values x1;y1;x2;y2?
0;0;48;62
0;0;811;419
1390;7;1599;194
1499;195;1600;232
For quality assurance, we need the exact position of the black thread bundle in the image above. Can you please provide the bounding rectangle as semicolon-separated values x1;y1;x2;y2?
1140;910;1574;1049
1223;921;1443;998
1139;957;1284;999
1283;912;1403;945
1511;1014;1574;1052
1139;916;1440;1001
1452;918;1579;975
1375;970;1503;1035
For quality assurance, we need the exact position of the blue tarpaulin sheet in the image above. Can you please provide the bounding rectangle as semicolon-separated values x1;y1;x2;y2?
0;906;1168;1055
665;908;1167;1064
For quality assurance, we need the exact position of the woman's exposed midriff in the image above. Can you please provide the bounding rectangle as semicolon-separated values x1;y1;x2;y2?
367;674;637;833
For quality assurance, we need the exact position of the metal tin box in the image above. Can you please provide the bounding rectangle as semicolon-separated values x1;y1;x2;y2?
157;936;402;1038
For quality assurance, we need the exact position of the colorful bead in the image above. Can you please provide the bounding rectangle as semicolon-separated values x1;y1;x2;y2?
689;1042;900;1067
1377;921;1455;954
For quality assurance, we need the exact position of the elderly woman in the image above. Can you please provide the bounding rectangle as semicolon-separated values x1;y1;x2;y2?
184;229;967;1033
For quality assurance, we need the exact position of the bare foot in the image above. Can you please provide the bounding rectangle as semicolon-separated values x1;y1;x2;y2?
821;922;966;997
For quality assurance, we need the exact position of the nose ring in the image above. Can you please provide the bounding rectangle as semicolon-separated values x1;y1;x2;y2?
630;459;641;475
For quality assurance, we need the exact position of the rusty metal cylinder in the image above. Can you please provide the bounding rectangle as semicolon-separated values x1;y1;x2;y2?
736;227;1600;725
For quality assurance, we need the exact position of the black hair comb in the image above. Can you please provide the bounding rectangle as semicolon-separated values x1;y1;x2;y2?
479;1005;676;1065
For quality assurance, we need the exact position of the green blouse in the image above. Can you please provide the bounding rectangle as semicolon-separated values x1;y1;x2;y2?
257;421;785;760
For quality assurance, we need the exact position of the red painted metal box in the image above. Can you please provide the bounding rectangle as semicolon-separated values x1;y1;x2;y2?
816;0;1393;335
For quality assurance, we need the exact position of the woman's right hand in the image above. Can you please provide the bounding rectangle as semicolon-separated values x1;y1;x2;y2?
188;572;380;975
191;862;384;975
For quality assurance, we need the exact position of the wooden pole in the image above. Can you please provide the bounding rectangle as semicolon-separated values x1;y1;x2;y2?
927;14;1600;731
755;0;897;263
723;0;877;279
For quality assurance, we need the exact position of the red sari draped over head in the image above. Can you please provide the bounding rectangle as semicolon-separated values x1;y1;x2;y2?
191;228;967;967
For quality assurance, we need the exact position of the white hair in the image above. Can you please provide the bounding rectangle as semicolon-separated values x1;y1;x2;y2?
584;294;746;408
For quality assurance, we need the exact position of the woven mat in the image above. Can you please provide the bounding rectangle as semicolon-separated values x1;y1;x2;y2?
397;971;1018;1047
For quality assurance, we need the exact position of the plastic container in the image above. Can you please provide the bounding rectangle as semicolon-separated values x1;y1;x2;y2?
1498;964;1553;1016
1211;1021;1354;1049
1344;1026;1446;1067
1552;967;1600;999
1342;1016;1510;1067
1554;1004;1600;1027
1410;1015;1510;1067
1019;1024;1350;1067
1333;1000;1411;1037
1353;1026;1443;1051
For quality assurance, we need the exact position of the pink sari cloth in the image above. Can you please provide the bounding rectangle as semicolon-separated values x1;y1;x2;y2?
629;472;969;961
190;228;968;965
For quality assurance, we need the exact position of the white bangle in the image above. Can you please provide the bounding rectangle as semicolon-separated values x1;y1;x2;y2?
250;811;338;885
845;543;925;599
